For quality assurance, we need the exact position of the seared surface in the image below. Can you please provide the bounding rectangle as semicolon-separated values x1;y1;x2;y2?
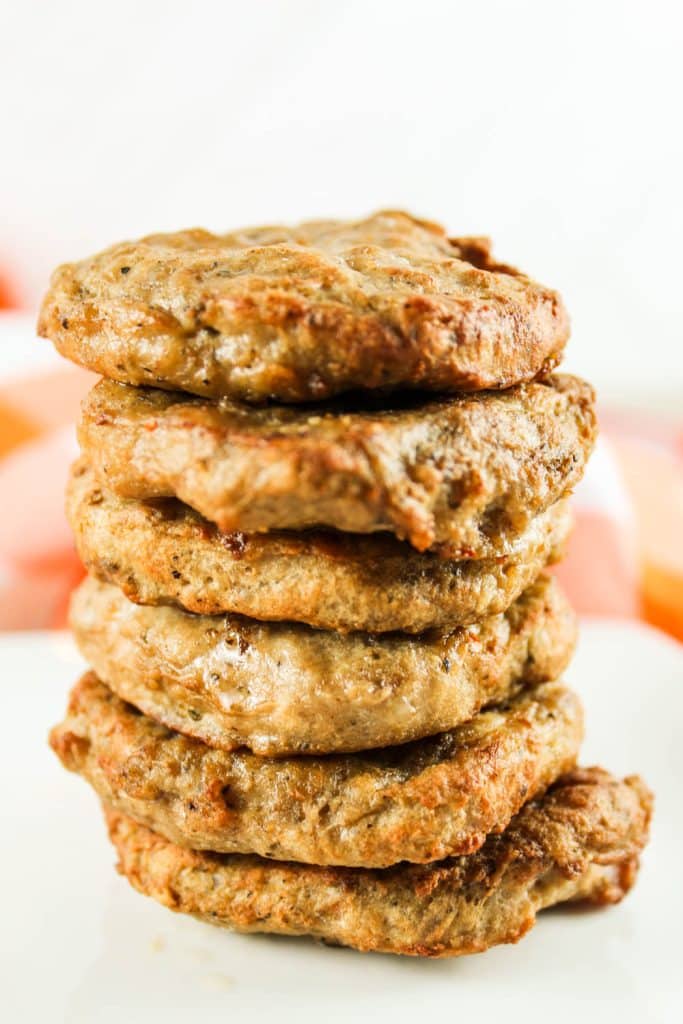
70;574;576;755
78;374;595;554
67;460;571;633
51;676;582;868
39;210;568;403
104;768;652;957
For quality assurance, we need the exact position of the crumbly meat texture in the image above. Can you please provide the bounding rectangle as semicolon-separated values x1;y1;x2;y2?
103;768;652;957
38;210;569;403
70;574;576;755
67;460;572;633
78;374;595;555
51;676;582;868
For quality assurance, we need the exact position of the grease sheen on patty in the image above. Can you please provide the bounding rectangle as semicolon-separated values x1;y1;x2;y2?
69;573;576;755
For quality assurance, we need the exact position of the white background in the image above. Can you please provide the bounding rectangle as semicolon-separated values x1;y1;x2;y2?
2;0;682;409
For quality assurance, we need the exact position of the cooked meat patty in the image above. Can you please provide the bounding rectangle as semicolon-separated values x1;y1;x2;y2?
38;210;569;403
70;574;576;755
51;675;582;868
103;768;652;957
67;460;571;633
78;374;595;555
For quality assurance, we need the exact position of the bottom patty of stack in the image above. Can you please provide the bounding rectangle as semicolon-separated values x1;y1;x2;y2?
103;768;651;958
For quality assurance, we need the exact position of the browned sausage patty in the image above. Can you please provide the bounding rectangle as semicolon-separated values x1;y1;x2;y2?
51;675;582;868
67;460;572;633
78;374;595;555
69;573;576;755
38;210;568;403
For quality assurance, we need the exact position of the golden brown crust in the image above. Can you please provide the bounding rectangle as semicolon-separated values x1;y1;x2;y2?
38;211;569;403
51;675;582;868
78;375;595;554
67;460;572;633
70;574;576;755
103;768;652;957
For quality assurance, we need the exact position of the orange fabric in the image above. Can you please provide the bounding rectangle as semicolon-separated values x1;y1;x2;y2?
608;432;683;640
0;364;681;640
552;511;640;619
0;268;21;309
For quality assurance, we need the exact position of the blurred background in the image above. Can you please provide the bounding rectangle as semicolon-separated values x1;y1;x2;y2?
1;0;681;636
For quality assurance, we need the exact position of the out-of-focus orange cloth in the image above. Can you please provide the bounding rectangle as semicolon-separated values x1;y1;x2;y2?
0;363;681;640
0;268;21;311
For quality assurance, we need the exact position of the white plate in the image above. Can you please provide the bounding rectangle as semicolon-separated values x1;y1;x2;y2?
2;621;682;1023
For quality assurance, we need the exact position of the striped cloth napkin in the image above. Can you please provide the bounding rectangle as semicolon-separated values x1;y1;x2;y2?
1;359;681;641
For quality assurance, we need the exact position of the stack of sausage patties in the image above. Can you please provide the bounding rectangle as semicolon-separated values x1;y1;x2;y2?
43;211;651;958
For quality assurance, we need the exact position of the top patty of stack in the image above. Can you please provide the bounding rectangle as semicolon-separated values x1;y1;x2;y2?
38;210;569;403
